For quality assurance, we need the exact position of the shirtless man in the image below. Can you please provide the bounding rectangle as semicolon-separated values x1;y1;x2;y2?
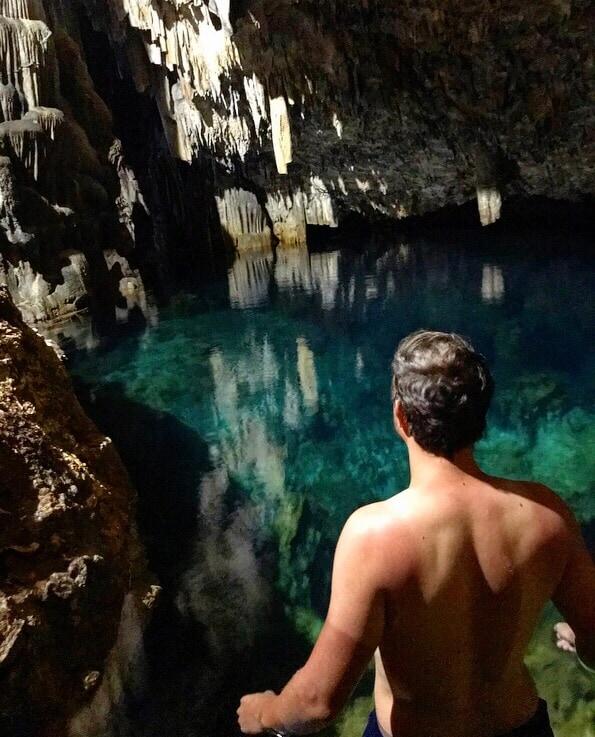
237;331;595;737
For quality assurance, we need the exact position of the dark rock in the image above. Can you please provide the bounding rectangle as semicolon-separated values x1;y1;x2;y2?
0;287;151;737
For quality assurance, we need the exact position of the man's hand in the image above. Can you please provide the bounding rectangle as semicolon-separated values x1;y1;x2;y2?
554;622;577;653
237;690;277;734
234;507;388;736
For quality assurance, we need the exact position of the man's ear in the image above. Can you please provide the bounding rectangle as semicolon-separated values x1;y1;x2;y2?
393;399;411;438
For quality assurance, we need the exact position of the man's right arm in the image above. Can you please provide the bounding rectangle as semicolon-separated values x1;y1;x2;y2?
552;504;595;669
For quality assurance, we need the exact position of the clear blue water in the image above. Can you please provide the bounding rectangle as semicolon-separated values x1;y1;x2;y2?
69;233;595;737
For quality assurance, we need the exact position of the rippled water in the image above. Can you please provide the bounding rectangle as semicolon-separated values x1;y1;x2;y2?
69;233;594;737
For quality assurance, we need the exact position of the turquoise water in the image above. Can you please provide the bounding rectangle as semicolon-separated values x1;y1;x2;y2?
69;234;595;737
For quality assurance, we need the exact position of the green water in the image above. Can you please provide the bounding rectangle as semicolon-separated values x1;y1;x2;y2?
69;235;595;737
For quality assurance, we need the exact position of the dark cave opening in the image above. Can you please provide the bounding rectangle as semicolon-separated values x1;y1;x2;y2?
76;11;229;296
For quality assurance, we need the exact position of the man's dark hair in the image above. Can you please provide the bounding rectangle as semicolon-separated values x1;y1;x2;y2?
391;330;494;458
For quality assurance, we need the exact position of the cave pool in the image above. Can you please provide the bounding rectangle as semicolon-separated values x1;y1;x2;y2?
68;231;594;737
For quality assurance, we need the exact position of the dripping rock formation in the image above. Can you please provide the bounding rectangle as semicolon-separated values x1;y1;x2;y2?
0;288;155;737
0;0;594;324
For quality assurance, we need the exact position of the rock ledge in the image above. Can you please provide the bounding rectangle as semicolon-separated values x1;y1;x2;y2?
0;287;152;737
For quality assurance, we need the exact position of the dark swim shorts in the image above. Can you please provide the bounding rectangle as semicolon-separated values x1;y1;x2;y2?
362;699;554;737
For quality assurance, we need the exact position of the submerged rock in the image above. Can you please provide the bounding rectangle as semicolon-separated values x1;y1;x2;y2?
0;287;154;736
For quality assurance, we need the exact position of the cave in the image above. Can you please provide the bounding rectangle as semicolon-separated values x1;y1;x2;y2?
0;2;593;737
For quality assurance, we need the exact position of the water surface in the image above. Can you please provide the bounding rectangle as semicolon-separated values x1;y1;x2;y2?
70;233;595;737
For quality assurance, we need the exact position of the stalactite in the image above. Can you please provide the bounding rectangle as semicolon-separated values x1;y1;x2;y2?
1;0;592;337
0;155;25;243
104;249;156;324
216;187;272;251
168;79;251;162
243;73;267;138
106;0;250;163
0;0;46;21
0;117;43;178
0;108;62;179
265;190;307;249
269;95;292;175
26;106;63;138
0;81;21;122
0;252;90;323
332;112;343;138
109;138;149;242
476;186;502;226
305;175;337;227
208;0;232;35
0;17;52;110
0;0;153;327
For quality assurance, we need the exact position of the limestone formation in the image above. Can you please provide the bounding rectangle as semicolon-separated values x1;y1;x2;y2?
477;187;502;227
0;288;154;736
265;190;308;250
216;187;271;251
269;95;292;175
0;1;155;326
1;0;594;323
306;176;337;228
92;0;593;237
108;138;149;242
1;251;90;323
103;248;158;325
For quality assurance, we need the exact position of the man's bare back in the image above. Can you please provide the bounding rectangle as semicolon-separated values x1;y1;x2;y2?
237;332;595;737
369;472;570;737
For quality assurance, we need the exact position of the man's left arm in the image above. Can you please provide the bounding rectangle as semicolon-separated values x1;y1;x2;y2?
238;509;386;735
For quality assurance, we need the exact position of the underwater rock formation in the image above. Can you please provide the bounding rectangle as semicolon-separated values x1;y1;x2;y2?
1;0;594;322
0;288;154;736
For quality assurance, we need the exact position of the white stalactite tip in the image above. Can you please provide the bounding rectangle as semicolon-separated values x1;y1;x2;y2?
476;187;502;226
269;96;292;175
0;0;46;21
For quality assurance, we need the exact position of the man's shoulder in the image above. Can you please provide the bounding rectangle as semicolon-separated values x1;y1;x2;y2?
488;476;576;542
342;498;417;583
525;481;581;533
343;497;416;549
346;496;408;531
496;477;572;517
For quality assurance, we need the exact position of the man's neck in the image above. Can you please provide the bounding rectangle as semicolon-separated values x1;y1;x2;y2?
407;444;484;489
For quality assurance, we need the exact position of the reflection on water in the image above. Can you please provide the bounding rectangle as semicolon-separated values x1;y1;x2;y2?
481;264;505;303
228;252;273;309
71;235;595;737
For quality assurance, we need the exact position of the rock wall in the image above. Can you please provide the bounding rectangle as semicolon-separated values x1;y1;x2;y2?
0;1;135;323
0;287;154;736
0;0;224;327
1;0;593;324
91;0;593;235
